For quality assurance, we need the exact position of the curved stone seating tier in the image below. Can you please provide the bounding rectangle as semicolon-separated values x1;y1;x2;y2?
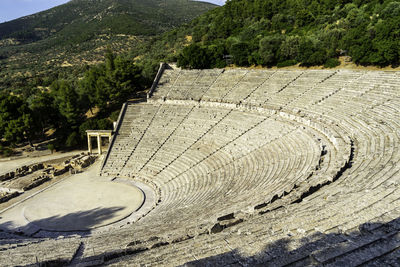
154;128;321;216
2;67;400;266
90;99;350;260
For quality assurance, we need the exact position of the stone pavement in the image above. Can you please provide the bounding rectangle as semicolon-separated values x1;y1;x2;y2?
0;161;144;234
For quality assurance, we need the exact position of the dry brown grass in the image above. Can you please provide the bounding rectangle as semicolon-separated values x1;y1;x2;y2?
85;107;100;119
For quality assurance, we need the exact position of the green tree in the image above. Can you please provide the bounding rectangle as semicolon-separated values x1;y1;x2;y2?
297;36;328;66
29;92;58;136
230;42;251;66
110;56;143;105
65;131;79;148
4;114;34;145
207;42;227;68
280;35;301;61
177;44;212;69
51;80;83;127
259;35;285;66
79;52;144;110
0;94;35;146
367;3;400;66
78;66;103;113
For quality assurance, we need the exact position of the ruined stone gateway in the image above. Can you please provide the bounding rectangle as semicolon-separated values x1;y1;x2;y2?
1;64;400;266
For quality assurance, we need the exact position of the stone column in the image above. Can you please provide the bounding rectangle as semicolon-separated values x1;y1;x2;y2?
97;134;102;154
87;134;92;154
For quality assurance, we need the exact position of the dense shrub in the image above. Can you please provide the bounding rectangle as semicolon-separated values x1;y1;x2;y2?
0;144;13;157
110;110;121;122
177;43;226;69
324;58;341;68
47;143;55;153
277;60;297;68
230;42;251;66
259;35;284;66
177;44;212;69
66;132;79;148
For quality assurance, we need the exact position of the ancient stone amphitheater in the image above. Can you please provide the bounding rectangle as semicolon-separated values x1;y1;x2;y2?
1;64;400;266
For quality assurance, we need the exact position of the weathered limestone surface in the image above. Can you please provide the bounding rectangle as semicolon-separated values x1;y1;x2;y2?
1;66;400;266
0;153;96;206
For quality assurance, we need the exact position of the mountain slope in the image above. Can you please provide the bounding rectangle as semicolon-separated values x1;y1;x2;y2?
0;0;216;44
0;0;216;92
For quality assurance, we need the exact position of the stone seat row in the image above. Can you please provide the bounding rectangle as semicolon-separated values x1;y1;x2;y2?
152;69;400;115
155;128;321;215
102;105;233;176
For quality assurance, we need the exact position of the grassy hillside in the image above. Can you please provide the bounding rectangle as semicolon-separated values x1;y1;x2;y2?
0;0;216;44
0;0;216;93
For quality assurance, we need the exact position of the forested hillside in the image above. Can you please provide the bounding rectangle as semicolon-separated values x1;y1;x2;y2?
0;0;216;93
0;0;216;155
137;0;400;69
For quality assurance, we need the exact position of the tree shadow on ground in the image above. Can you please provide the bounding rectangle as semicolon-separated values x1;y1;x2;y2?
181;217;400;266
0;206;126;242
2;212;400;266
68;216;400;266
